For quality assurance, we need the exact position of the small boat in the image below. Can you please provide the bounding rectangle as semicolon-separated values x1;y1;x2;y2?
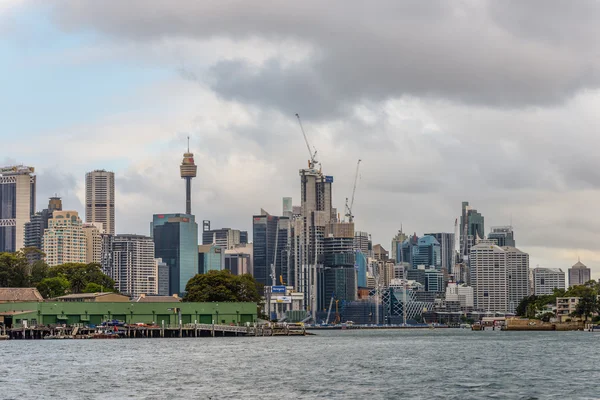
584;324;600;332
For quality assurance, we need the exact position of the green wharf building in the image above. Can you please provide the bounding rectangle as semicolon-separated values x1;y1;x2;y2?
0;301;257;327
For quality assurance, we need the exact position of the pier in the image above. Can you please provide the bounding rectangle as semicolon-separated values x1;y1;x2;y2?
3;322;307;340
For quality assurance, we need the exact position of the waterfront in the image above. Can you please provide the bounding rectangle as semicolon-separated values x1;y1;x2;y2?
1;329;597;399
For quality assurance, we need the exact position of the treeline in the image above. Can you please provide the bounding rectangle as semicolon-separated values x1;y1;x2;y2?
517;280;600;321
184;270;262;303
0;251;115;299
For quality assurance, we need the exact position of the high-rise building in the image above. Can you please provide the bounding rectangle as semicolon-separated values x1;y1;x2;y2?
568;260;591;287
224;253;251;275
198;244;224;274
460;201;484;260
151;213;199;295
424;232;454;274
445;282;474;309
180;141;197;215
353;231;371;256
109;235;158;297
355;250;368;288
0;165;36;252
530;267;565;296
372;244;389;262
505;246;529;313
82;222;104;264
282;197;293;218
156;258;170;296
42;210;86;267
470;242;529;313
85;170;115;235
320;222;356;309
24;196;62;262
252;210;290;286
201;226;248;249
488;226;515;247
390;229;407;261
400;234;441;270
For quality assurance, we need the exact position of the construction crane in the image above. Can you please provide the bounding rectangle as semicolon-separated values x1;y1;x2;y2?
344;159;362;222
295;113;318;169
325;294;335;325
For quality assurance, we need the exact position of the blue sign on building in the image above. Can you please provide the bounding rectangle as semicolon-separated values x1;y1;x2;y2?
325;175;334;183
272;286;286;293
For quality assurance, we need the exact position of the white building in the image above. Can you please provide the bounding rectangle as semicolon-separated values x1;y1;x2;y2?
82;222;104;264
110;235;158;297
530;267;565;296
42;210;86;266
445;282;474;308
470;242;530;313
0;165;35;252
85;170;115;235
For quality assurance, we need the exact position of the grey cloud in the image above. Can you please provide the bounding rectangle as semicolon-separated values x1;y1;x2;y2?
44;0;600;116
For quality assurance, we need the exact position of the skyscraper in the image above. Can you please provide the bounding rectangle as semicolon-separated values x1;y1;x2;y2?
111;234;158;297
424;232;454;274
0;165;36;252
488;226;515;247
42;210;86;266
85;170;115;235
151;213;198;295
201;226;248;249
460;201;484;260
568;260;591;287
82;222;104;264
180;140;197;215
252;210;290;286
24;196;62;262
470;242;529;313
390;229;407;261
321;222;356;309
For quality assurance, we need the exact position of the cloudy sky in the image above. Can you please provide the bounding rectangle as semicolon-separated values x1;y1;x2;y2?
3;1;600;277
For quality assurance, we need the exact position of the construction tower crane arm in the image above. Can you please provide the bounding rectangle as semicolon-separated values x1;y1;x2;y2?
295;113;318;169
345;159;362;222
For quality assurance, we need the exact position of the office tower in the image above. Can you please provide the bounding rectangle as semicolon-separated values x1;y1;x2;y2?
406;266;444;293
372;244;389;262
42;211;86;267
156;258;170;295
82;222;104;264
151;213;199;295
355;250;368;288
399;234;441;270
320;222;356;308
530;267;565;295
282;197;293;217
505;246;529;313
568;260;591;287
201;226;247;249
390;229;407;262
469;242;508;312
425;232;454;274
460;201;484;260
445;282;474;310
111;234;158;297
85;170;115;235
24;196;62;262
252;210;290;286
0;165;36;252
488;226;515;247
224;252;251;275
399;234;418;266
354;231;371;256
198;244;224;274
180;141;197;215
470;242;529;313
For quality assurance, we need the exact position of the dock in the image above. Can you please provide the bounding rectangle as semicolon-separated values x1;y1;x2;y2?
3;322;307;340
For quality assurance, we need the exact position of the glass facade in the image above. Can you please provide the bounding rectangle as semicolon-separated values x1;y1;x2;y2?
355;251;368;288
152;214;198;295
252;214;289;286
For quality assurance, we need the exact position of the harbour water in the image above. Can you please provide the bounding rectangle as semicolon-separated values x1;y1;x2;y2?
2;329;597;399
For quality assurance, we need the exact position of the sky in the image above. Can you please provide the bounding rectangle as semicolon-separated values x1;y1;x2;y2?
2;1;600;278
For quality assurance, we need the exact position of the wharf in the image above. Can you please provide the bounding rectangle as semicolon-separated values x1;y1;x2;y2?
3;323;307;340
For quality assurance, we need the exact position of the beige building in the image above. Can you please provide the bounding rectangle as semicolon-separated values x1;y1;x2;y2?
556;297;580;321
83;222;104;264
42;211;86;267
0;165;36;252
85;170;115;235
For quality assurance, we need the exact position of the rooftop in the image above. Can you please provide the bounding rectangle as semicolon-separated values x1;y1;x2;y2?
0;288;44;302
571;261;588;269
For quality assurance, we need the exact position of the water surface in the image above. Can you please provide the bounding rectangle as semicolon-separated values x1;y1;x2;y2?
1;329;597;399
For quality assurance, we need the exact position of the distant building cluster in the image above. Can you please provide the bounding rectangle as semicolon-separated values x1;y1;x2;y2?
0;147;594;322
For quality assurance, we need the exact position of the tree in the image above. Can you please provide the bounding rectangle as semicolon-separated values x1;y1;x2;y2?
82;282;104;293
30;261;49;286
37;276;70;298
0;252;30;287
574;292;598;322
48;263;115;293
184;270;262;303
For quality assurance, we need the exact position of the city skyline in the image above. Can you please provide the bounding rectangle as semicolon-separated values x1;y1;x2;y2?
3;2;600;278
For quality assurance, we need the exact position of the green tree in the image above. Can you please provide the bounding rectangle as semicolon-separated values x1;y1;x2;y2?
0;252;30;287
36;276;70;298
184;270;262;303
30;261;49;286
82;282;104;293
48;263;115;293
574;292;598;322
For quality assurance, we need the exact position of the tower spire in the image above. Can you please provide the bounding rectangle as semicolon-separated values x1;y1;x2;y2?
187;136;190;153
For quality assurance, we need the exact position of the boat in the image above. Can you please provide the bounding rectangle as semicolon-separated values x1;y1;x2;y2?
0;334;9;340
584;324;600;332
